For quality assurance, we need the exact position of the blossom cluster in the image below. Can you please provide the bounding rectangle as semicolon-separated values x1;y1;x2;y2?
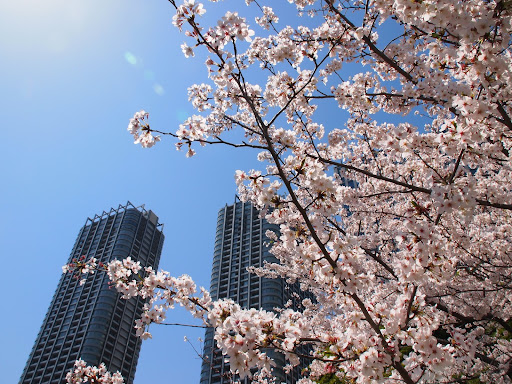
114;0;512;382
172;0;206;31
64;257;312;379
66;359;124;384
62;256;100;286
64;256;212;341
127;110;160;148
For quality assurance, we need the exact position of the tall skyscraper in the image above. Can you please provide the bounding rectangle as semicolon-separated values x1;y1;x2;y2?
200;198;310;384
20;202;164;384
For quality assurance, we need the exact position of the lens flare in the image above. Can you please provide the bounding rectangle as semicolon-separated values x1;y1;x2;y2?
124;52;137;65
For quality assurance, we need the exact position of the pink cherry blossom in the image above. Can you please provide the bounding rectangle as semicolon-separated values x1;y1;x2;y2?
71;0;512;382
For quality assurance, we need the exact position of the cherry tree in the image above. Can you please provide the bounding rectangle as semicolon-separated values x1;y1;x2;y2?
67;0;512;383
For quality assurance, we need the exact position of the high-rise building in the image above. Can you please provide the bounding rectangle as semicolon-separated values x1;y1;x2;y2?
200;198;310;384
20;202;164;384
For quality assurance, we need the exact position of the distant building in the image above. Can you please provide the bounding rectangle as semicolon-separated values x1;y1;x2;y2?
200;198;311;384
20;202;164;384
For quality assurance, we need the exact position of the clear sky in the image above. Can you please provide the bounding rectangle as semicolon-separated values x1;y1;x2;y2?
0;0;262;382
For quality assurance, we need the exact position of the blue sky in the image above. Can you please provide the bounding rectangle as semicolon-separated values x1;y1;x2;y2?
0;0;263;382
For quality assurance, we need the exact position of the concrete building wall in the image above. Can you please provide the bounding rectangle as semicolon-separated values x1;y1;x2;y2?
20;202;164;384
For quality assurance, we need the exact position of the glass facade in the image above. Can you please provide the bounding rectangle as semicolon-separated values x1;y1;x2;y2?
200;199;311;384
20;202;164;384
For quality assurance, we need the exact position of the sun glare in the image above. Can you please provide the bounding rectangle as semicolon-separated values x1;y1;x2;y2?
0;0;110;55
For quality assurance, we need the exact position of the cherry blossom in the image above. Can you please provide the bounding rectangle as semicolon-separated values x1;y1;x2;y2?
127;110;160;148
66;359;124;384
71;0;512;382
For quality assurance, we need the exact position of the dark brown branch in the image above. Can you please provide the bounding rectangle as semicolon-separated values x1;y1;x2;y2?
309;154;431;194
350;293;415;384
427;298;512;334
475;199;512;210
326;1;415;83
448;149;465;184
358;189;416;198
496;102;512;131
160;322;210;328
436;338;504;371
327;218;398;279
150;129;267;150
311;154;512;211
403;285;417;328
